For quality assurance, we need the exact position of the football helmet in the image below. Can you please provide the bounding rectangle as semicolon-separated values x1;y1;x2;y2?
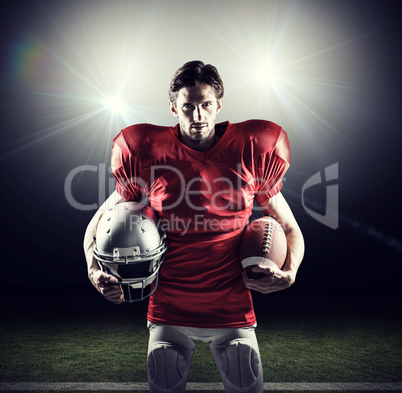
93;201;167;303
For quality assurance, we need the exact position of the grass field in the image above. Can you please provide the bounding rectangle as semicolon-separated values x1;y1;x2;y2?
1;288;401;392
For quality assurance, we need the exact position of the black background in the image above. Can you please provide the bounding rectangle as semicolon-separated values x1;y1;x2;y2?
0;0;401;314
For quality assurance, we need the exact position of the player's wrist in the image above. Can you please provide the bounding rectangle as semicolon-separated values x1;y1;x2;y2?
285;271;296;287
88;266;101;282
281;265;296;283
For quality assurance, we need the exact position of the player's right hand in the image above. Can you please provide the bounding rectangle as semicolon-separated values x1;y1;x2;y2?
88;268;125;304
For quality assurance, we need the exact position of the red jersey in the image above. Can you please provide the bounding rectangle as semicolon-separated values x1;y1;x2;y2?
111;120;290;328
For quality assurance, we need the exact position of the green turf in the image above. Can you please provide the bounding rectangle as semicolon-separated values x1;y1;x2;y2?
1;293;401;387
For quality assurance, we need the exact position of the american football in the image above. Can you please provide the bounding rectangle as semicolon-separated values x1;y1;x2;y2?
239;216;287;279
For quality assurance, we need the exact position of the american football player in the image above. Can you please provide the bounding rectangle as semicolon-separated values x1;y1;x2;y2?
84;60;304;393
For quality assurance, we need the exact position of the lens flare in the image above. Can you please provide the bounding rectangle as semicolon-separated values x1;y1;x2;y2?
102;95;126;115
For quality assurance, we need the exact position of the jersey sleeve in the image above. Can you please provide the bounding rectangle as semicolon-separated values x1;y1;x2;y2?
254;127;290;207
111;131;144;202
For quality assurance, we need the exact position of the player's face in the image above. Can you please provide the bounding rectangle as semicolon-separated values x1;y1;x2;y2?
170;84;222;151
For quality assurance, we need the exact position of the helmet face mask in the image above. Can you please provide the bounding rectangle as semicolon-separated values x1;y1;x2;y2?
93;202;167;303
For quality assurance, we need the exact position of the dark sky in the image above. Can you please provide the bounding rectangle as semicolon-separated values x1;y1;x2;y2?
0;0;401;297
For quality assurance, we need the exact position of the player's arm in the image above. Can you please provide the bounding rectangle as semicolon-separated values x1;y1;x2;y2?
83;190;125;304
243;192;305;294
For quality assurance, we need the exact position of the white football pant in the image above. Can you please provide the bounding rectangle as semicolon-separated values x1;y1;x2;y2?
147;322;263;393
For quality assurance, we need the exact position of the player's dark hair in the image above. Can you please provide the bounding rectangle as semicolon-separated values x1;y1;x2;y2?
169;60;224;104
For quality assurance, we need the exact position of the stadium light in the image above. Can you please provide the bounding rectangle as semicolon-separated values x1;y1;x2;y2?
255;62;278;87
102;95;126;115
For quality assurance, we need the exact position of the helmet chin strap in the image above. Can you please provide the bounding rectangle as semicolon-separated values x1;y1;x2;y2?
99;263;122;282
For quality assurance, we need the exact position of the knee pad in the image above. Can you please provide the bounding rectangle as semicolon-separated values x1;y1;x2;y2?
147;344;190;393
218;339;263;392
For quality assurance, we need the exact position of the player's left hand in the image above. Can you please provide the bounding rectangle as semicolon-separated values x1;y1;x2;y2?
242;265;296;294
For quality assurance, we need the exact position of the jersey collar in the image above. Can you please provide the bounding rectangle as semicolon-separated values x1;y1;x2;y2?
168;121;233;163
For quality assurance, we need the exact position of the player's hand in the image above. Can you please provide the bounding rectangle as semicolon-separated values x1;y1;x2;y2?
242;265;295;294
88;268;125;304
